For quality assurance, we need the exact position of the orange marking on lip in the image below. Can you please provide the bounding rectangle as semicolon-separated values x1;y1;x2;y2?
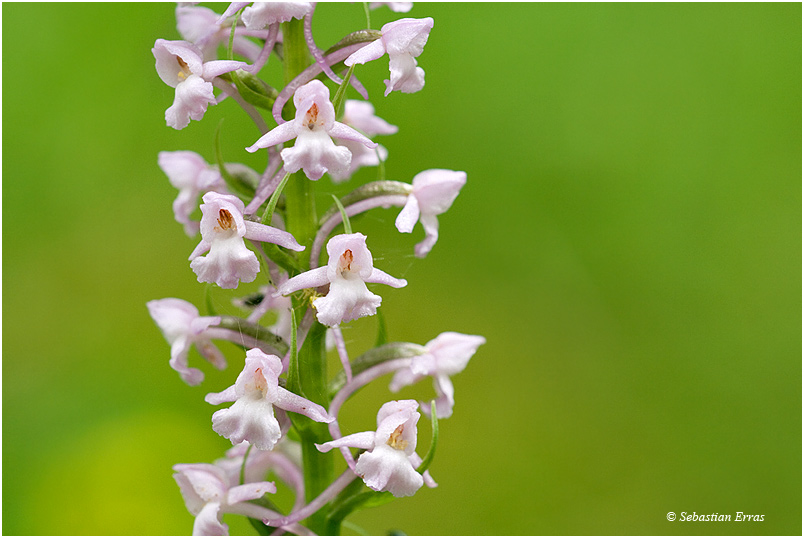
217;209;235;230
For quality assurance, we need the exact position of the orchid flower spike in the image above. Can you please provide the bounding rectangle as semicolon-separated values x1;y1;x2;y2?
277;233;407;326
245;80;378;180
147;298;225;386
176;4;265;62
173;463;276;536
345;17;434;96
317;400;425;497
330;100;398;183
189;192;304;289
152;39;246;129
158;151;228;236
390;332;486;418
395;169;466;257
205;349;334;450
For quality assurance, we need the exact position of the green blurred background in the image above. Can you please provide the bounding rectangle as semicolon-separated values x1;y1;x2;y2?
3;2;801;535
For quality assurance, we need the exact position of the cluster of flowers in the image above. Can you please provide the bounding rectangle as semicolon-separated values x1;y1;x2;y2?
148;2;484;535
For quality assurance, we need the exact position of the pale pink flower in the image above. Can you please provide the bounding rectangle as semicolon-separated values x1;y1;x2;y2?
241;2;313;29
330;100;398;183
152;39;246;129
345;18;434;96
176;4;264;62
317;400;424;497
205;349;334;450
158;151;227;236
245;80;377;180
277;233;407;326
147;298;225;386
189;193;304;289
395;169;466;257
173;462;276;536
369;2;413;13
390;332;485;418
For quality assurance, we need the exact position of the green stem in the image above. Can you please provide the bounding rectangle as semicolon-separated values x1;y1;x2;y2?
282;18;333;534
297;319;333;534
281;18;316;269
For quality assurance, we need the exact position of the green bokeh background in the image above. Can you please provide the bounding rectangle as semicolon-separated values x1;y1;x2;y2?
3;2;801;535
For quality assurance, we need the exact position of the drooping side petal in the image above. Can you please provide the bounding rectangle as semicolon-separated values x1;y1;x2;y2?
243;221;305;252
246;121;299;153
274;386;334;423
316;431;376;452
227;482;277;505
344;39;386;66
277;266;329;295
188;238;212;260
202;59;248;80
328;122;378;149
365;268;407;288
205;385;239;405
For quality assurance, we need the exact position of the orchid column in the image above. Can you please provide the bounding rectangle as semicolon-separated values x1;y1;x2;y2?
149;3;484;536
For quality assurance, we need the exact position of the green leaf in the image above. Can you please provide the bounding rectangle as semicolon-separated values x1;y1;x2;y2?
330;194;352;234
239;444;253;485
362;2;371;29
262;243;302;276
232;70;279;110
287;308;301;395
205;283;218;316
375;308;388;347
262;172;292;226
227;9;240;61
331;63;356;120
416;400;439;474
